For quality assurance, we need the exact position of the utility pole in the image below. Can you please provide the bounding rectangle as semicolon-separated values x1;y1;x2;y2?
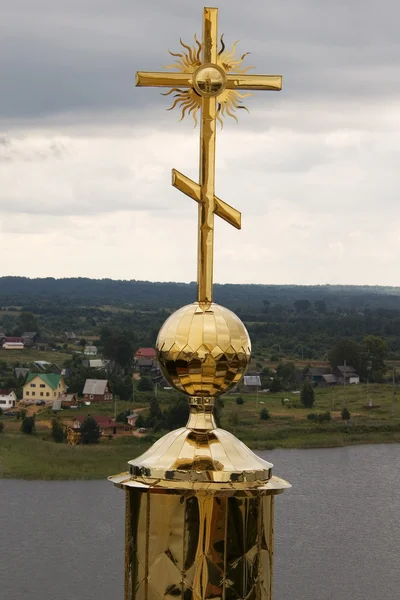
392;367;396;417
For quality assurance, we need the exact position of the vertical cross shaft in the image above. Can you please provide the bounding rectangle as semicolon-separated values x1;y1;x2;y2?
198;8;218;304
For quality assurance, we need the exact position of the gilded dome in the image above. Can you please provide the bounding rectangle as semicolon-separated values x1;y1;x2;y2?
156;302;251;397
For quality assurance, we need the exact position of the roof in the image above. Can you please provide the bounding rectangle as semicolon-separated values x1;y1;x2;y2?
336;365;359;376
322;374;338;384
59;393;76;402
4;337;24;343
137;358;154;367
25;372;62;390
83;379;109;395
87;359;107;369
14;367;29;379
135;347;157;359
308;367;330;376
73;415;124;428
244;375;261;387
22;332;38;338
0;389;14;396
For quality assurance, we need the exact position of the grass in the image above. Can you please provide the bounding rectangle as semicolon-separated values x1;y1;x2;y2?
0;348;70;365
0;433;150;480
1;383;399;480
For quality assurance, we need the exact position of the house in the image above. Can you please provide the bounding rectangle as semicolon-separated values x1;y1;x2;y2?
135;348;157;361
84;346;98;356
64;331;77;340
305;367;330;385
3;337;24;350
0;389;17;410
243;375;261;392
59;393;78;408
34;361;62;374
22;332;39;346
127;413;139;427
82;379;113;403
83;359;108;370
321;374;338;386
136;357;154;373
71;415;129;436
23;373;67;402
333;365;360;385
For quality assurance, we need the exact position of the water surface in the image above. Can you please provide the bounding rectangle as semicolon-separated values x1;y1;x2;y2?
0;444;399;599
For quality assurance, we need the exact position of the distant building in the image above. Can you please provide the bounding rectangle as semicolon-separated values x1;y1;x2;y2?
3;337;24;350
83;359;108;370
135;348;157;360
136;357;154;373
333;365;360;385
243;375;261;393
72;415;129;437
305;367;330;385
64;331;77;340
58;393;78;409
127;413;139;427
34;361;62;374
23;373;67;402
22;332;39;346
84;346;98;356
14;367;30;381
0;389;17;410
82;379;113;403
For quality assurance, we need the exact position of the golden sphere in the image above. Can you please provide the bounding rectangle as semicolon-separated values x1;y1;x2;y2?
156;302;251;397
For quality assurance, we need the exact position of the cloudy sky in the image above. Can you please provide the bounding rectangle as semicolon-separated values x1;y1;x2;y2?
1;0;400;286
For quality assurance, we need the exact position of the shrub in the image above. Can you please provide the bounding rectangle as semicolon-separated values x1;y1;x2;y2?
300;381;315;408
0;422;4;433
307;411;331;423
80;416;101;444
21;416;35;434
236;396;245;405
0;407;3;416
341;407;351;421
51;418;65;443
260;408;270;420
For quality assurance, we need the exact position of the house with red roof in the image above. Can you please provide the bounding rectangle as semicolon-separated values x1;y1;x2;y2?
72;415;132;437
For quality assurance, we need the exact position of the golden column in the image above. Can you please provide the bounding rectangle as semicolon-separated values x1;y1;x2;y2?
110;7;290;600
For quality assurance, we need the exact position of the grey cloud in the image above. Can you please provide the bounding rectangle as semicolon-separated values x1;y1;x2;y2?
1;0;400;122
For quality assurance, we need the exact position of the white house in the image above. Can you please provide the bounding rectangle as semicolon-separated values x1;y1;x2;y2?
84;345;98;356
0;389;17;410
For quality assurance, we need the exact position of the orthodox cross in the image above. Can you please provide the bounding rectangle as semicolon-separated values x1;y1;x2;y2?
136;7;282;304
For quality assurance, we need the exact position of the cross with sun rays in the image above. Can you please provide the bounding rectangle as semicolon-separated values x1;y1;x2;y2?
136;7;282;304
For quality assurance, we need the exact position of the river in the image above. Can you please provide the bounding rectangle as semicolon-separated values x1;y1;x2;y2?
0;444;399;600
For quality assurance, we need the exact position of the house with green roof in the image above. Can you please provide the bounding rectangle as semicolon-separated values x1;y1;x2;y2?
23;372;67;403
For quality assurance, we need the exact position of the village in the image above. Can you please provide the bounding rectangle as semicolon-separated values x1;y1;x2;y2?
0;326;368;445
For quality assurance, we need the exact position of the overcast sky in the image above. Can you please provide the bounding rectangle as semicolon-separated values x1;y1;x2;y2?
1;0;400;286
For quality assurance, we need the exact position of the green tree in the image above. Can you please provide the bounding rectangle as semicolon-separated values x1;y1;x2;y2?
236;396;244;405
270;377;283;392
294;299;311;313
80;416;101;444
328;338;363;373
276;361;297;389
0;407;3;416
300;381;315;408
102;330;134;371
260;408;270;420
21;416;35;434
362;336;387;382
0;422;4;433
18;311;39;334
137;376;154;392
165;397;189;430
341;407;351;422
314;300;327;314
51;418;65;443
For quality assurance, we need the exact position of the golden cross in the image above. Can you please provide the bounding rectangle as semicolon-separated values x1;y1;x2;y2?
136;7;282;304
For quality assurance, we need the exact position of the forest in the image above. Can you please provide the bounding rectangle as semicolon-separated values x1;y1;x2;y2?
1;277;400;360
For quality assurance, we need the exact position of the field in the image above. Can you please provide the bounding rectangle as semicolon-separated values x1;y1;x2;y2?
0;348;71;365
1;383;399;480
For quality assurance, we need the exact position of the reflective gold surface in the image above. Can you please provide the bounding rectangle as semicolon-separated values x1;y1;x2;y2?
123;491;275;600
136;7;282;304
156;302;251;397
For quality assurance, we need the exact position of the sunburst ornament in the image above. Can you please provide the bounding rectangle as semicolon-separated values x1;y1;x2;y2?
163;35;255;126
